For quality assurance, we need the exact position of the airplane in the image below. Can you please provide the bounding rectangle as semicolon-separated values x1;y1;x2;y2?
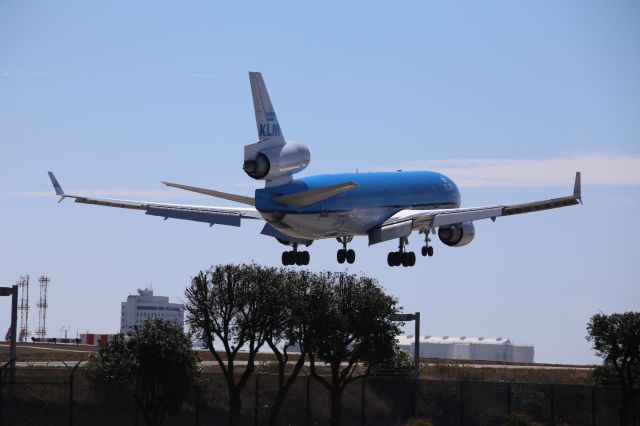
48;72;582;267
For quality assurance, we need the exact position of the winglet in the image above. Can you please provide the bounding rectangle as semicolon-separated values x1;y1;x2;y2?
48;171;66;203
573;171;582;204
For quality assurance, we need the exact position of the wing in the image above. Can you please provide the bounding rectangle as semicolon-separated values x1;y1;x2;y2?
368;172;582;245
48;172;262;227
273;182;358;208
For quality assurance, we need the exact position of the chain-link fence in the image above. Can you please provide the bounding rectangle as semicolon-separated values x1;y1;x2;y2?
1;365;637;425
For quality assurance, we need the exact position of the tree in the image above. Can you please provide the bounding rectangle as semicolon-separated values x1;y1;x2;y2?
586;311;640;426
369;346;415;377
263;269;331;426
88;318;199;426
306;272;401;426
185;263;282;426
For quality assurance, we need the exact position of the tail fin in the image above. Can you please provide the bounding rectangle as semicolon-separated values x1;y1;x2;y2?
249;72;285;146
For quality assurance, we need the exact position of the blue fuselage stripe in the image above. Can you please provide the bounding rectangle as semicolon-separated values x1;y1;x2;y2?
255;171;461;214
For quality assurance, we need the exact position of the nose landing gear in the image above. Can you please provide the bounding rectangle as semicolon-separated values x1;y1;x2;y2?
421;229;434;257
336;236;355;264
387;237;416;267
282;243;310;266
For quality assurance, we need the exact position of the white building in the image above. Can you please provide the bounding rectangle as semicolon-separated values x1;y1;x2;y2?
120;288;184;334
397;335;534;363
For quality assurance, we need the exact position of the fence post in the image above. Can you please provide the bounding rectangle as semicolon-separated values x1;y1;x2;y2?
361;376;365;426
0;362;4;426
413;377;418;418
549;384;555;426
506;383;511;417
459;380;464;426
591;386;596;426
306;376;311;426
0;361;17;426
65;361;81;426
195;384;200;426
254;375;260;426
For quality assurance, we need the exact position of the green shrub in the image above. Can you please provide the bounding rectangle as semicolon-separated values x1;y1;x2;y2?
589;365;619;385
502;412;544;426
401;418;433;426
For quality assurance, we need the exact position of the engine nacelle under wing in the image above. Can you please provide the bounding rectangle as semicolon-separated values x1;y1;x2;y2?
438;221;475;247
243;141;310;182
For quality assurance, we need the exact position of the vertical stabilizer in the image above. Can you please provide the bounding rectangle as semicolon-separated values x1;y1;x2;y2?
249;72;285;146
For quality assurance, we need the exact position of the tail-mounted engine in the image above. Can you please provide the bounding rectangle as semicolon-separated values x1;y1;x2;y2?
243;141;310;182
438;222;475;247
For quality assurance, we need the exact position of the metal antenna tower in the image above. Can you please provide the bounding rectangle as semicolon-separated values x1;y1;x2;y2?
17;275;30;342
35;275;50;339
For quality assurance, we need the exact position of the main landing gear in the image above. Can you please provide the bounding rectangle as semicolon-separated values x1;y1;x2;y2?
282;243;310;266
336;236;355;264
387;237;416;267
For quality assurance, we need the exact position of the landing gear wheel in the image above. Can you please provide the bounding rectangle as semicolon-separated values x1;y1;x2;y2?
427;246;434;257
421;246;427;257
281;252;292;266
337;249;346;264
346;249;356;264
406;252;416;267
387;252;395;267
301;251;310;265
387;252;402;267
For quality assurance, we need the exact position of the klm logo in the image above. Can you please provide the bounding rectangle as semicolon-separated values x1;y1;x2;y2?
265;111;276;122
259;123;281;137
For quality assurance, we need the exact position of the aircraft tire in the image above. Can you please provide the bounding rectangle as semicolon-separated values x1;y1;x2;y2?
407;252;416;266
346;249;356;264
302;251;310;265
427;246;434;257
282;252;291;266
337;249;346;264
421;247;427;257
387;252;395;267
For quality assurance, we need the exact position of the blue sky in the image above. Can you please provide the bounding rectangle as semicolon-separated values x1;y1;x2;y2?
1;1;638;364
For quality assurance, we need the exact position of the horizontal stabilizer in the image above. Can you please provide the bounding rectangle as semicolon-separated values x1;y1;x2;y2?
274;182;358;208
162;181;255;206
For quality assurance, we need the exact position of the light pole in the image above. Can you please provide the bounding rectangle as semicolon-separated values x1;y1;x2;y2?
390;312;421;378
1;284;18;413
390;311;421;418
